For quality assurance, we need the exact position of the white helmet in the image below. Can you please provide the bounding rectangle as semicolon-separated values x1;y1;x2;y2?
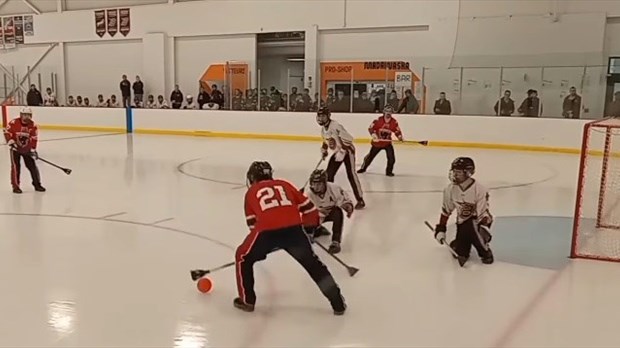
20;107;32;116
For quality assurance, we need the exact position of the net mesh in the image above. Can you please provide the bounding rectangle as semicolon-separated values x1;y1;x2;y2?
573;118;620;261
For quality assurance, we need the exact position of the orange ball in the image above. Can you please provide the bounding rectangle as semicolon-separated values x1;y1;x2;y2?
197;277;213;293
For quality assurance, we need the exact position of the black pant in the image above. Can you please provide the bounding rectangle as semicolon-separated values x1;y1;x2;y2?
360;144;395;174
235;225;344;307
450;219;492;259
122;95;131;108
326;151;363;202
323;207;344;243
10;150;41;188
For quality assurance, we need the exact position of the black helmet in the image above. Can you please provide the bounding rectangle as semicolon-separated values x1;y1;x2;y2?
317;106;331;126
450;157;475;183
246;161;273;186
309;169;328;193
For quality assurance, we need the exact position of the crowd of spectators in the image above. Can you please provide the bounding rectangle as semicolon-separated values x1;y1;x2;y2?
23;74;620;118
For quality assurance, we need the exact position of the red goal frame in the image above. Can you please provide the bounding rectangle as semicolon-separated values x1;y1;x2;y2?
571;118;620;262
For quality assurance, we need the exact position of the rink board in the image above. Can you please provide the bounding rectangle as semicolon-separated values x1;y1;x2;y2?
2;105;599;154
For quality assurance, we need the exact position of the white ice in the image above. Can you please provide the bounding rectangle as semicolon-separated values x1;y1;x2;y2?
1;131;619;348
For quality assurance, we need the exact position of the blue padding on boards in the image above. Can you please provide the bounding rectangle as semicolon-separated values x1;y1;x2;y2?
490;216;572;270
126;107;133;133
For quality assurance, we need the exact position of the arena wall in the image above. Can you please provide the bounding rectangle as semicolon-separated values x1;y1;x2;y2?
3;106;593;154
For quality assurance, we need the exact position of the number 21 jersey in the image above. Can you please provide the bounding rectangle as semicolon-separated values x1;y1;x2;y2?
245;179;319;234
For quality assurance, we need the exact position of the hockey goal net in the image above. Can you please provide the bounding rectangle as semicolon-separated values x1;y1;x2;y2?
572;118;620;261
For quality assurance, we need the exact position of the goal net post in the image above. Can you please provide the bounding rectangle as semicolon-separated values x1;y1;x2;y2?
572;118;620;261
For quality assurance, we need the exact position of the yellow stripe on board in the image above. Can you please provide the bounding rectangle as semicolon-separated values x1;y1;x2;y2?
40;124;610;156
40;124;126;133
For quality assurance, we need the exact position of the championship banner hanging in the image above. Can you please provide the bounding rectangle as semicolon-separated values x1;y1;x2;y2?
14;16;24;44
106;9;118;37
119;8;130;36
24;15;34;36
3;17;15;49
94;10;105;37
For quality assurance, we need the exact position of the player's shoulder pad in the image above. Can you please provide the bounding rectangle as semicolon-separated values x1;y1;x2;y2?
277;178;301;192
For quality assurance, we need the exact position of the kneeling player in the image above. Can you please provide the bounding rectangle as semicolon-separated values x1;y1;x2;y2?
235;161;346;315
434;157;494;265
306;169;354;254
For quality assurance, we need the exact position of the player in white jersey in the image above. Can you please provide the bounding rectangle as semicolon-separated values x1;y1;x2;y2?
434;157;494;265
316;107;365;209
306;169;354;254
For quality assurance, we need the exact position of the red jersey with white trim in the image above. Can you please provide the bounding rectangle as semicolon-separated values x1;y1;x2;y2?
244;179;319;233
4;118;38;152
369;116;402;148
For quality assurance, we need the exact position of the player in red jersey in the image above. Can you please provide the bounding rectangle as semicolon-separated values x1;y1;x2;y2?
3;107;45;194
357;105;403;176
234;161;346;315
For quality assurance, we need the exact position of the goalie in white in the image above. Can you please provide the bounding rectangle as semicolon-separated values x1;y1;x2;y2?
434;157;494;265
306;169;354;254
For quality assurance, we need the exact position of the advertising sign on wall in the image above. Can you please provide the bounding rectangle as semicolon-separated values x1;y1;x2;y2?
23;15;33;36
2;17;15;49
14;16;24;44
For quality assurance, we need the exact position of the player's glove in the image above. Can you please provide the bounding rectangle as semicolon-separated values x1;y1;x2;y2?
321;148;328;160
397;135;404;142
30;149;38;159
371;133;378;141
7;139;16;151
342;202;354;218
434;224;447;244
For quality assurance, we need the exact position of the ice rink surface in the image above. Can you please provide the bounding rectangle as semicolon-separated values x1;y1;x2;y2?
1;130;620;348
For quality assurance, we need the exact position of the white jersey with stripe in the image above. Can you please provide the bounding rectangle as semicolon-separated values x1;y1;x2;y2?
321;120;355;153
442;178;492;225
306;182;352;219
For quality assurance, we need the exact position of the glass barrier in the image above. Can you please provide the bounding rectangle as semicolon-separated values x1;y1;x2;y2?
4;58;613;120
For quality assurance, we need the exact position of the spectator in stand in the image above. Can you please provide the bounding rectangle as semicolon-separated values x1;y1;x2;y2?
197;86;211;109
210;84;224;108
66;95;76;107
202;100;220;110
157;95;170;109
133;95;143;108
243;89;255;110
433;92;452;115
370;91;381;112
518;89;541;117
26;84;43;106
133;76;144;104
231;89;243;110
43;87;55;106
48;96;59;107
608;91;620;117
120;75;131;107
387;90;399;110
325;88;335;108
108;95;120;108
354;91;374;113
311;92;323;112
145;95;157;108
494;90;515;116
96;94;107;107
76;96;84;107
398;89;419;114
562;86;582;119
280;93;288;111
289;87;299;110
331;90;350;112
83;97;92;107
170;85;183;109
183;95;196;109
259;89;270;111
294;88;311;111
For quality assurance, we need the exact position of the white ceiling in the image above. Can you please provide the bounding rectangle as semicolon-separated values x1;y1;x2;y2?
0;0;169;16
